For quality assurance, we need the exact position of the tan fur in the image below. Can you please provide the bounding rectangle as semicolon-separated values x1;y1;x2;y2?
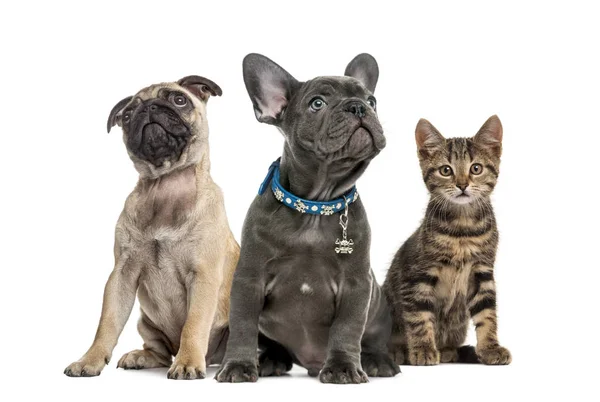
65;82;239;379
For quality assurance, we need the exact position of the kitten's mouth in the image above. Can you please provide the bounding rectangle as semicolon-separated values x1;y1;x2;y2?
453;193;473;204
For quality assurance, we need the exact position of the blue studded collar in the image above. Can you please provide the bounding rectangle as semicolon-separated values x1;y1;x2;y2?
258;158;359;215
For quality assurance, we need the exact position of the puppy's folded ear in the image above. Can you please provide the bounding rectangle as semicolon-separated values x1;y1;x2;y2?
177;75;223;102
415;118;446;159
243;53;299;125
107;96;133;133
344;53;379;93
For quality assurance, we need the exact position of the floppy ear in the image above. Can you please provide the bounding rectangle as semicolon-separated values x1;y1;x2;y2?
344;53;379;93
242;53;299;125
107;96;133;133
177;75;222;102
415;118;446;158
474;115;503;157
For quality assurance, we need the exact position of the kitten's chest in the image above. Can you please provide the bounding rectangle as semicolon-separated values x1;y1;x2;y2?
435;263;473;309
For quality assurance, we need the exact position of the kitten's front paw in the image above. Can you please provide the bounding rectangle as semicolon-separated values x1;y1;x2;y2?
408;345;440;366
320;360;368;384
215;360;258;383
477;346;512;365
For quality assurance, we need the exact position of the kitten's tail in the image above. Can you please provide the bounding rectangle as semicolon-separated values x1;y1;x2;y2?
457;345;480;363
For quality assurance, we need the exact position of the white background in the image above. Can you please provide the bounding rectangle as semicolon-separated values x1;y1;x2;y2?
1;0;598;400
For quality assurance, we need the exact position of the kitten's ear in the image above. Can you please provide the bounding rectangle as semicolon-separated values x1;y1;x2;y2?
474;115;503;157
415;118;445;158
242;53;300;125
344;53;379;93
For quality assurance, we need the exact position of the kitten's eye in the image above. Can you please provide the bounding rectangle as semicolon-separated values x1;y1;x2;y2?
309;97;326;112
172;94;188;107
470;163;483;175
367;97;377;109
439;165;453;177
122;111;131;123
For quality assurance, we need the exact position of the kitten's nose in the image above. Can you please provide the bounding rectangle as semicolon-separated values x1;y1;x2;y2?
345;101;366;118
457;184;468;192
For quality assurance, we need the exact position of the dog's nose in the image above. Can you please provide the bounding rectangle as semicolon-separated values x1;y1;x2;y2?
457;183;468;192
145;104;158;112
345;101;366;118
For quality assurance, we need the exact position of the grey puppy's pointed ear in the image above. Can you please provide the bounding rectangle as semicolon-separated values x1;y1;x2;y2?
243;53;299;125
474;115;503;157
107;96;133;133
344;53;379;93
177;75;223;102
415;118;445;158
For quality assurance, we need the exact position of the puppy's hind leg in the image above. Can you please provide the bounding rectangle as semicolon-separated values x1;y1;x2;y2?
258;334;293;377
117;313;172;370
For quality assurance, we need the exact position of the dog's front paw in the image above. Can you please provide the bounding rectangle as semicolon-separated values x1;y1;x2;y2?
215;360;258;383
167;354;206;380
64;354;109;377
361;352;401;377
477;345;512;365
319;360;368;384
408;344;440;366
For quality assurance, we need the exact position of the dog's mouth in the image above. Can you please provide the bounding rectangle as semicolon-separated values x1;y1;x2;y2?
130;122;189;167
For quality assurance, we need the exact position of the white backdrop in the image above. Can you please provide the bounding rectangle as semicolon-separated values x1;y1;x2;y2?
1;1;598;400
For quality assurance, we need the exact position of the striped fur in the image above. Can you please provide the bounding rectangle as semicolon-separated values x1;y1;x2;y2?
383;116;511;365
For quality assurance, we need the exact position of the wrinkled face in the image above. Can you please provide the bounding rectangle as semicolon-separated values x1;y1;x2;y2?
107;76;221;178
416;116;503;205
281;77;385;163
120;84;201;168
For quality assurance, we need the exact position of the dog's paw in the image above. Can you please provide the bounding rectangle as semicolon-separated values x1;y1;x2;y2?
64;355;108;377
117;349;170;370
361;352;401;377
477;345;512;365
215;360;258;383
167;354;206;380
319;360;368;384
259;351;292;377
408;344;440;366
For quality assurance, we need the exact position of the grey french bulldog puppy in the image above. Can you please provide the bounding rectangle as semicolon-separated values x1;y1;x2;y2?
215;53;400;384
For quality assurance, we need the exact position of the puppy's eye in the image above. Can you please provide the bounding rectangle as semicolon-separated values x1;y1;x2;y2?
123;111;131;123
172;94;188;107
439;165;453;177
309;97;326;112
367;97;377;109
470;163;483;175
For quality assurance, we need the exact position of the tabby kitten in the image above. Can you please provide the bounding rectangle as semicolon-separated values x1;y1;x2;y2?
383;115;511;366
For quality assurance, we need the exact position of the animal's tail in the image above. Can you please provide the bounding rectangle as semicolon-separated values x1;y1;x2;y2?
457;345;480;363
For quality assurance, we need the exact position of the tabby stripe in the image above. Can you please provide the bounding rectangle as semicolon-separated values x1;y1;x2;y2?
485;164;498;177
423;167;436;182
406;273;439;287
435;223;492;237
469;297;496;316
404;299;435;312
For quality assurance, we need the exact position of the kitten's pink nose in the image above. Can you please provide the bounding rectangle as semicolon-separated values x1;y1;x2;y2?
457;184;468;192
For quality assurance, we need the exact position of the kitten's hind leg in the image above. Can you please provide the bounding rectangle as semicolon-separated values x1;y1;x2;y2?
258;334;293;377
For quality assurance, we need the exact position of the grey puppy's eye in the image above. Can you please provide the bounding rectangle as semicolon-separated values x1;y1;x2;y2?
172;94;187;107
309;97;326;111
368;97;377;109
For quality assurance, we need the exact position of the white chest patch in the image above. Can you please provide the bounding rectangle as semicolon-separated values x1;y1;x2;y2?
300;283;313;295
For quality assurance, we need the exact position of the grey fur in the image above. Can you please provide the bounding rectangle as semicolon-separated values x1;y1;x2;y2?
215;53;399;384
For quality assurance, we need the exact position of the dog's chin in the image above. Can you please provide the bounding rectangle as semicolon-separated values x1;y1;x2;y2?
129;123;190;168
340;127;382;160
